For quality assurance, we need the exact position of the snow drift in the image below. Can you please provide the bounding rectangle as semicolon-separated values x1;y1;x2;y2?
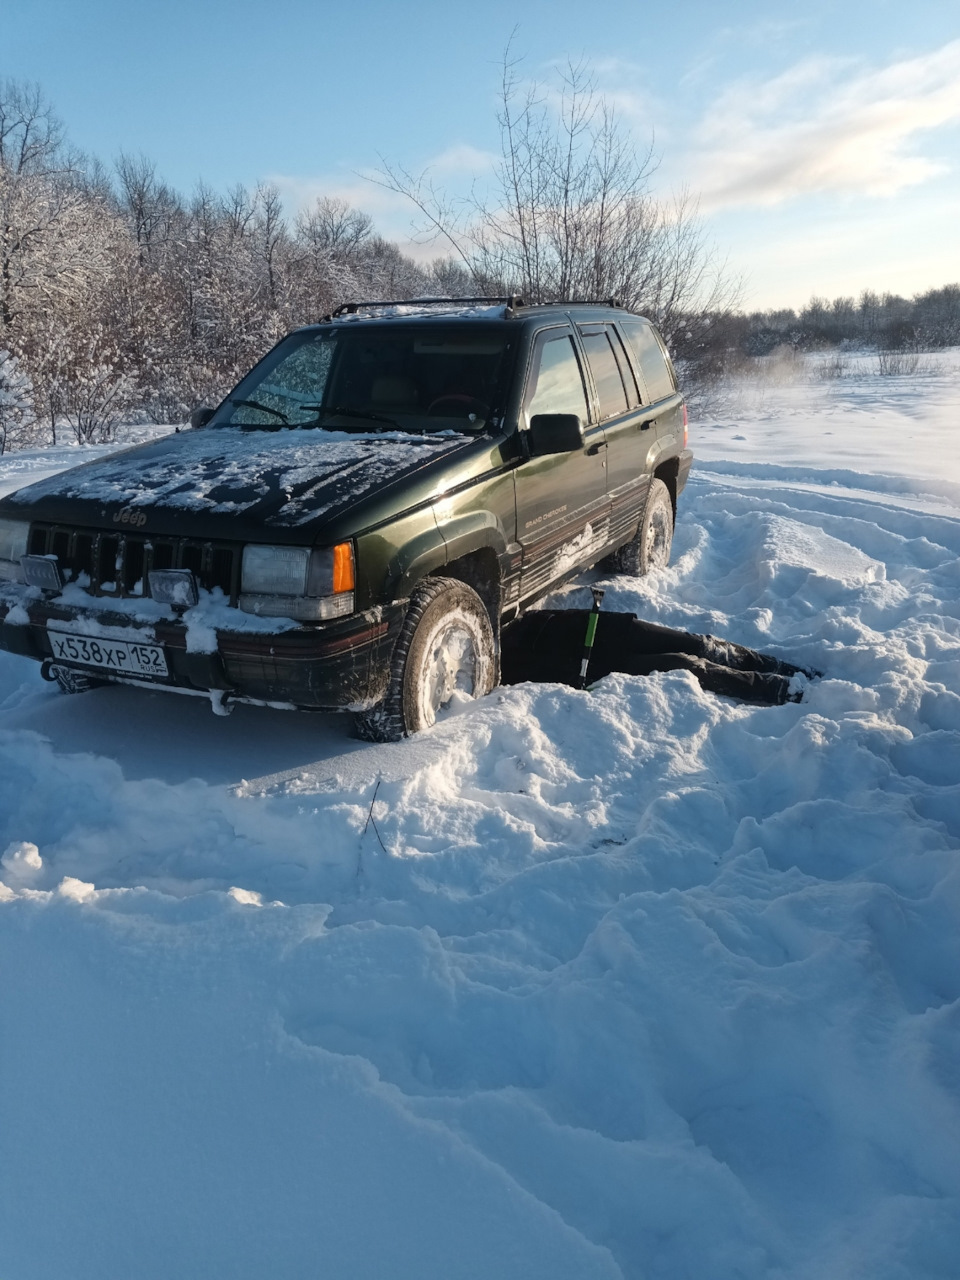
1;353;958;1279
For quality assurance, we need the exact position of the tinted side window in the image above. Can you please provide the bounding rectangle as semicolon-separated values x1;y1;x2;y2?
620;319;676;403
579;330;629;419
526;334;590;421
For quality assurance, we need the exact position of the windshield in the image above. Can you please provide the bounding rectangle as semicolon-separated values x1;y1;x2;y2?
209;323;512;435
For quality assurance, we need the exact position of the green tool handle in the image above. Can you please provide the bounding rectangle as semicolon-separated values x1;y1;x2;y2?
578;588;605;688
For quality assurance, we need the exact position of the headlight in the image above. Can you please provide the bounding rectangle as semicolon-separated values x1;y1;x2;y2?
0;518;30;582
239;543;355;621
242;545;312;596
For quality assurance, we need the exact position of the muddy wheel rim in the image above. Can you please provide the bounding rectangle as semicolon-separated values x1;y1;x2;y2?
419;623;479;726
648;505;672;567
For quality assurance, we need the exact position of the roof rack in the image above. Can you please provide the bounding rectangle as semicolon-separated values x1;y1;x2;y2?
554;298;623;308
328;296;525;319
320;296;625;322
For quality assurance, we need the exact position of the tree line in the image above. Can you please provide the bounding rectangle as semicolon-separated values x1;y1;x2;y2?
2;67;956;454
676;286;960;386
0;79;472;451
0;60;742;452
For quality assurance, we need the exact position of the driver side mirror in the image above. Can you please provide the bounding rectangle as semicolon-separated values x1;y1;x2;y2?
189;406;215;429
528;413;585;456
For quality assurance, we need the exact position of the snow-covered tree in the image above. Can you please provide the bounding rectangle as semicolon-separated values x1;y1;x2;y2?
0;348;36;453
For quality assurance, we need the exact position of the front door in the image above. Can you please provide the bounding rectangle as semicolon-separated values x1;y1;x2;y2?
514;328;609;602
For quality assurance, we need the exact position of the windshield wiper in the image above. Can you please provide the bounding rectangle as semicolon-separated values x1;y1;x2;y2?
229;398;289;424
310;405;400;431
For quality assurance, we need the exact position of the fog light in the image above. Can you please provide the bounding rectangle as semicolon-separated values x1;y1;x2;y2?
20;555;64;591
148;569;199;607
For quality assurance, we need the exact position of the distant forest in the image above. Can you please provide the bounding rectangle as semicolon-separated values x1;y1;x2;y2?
1;77;958;451
686;286;960;383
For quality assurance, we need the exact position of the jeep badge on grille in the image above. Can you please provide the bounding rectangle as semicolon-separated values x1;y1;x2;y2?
113;507;148;527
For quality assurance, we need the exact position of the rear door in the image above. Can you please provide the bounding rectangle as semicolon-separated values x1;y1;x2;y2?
514;327;609;602
576;322;655;554
618;316;685;463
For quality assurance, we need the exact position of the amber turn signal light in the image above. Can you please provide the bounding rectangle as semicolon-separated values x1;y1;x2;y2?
332;542;355;594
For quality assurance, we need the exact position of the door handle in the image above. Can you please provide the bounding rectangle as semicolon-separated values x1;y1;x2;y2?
586;441;608;456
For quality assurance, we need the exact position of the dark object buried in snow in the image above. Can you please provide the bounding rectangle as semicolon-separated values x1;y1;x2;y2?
500;610;816;705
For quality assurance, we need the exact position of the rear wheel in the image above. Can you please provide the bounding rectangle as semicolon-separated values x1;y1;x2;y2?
354;577;496;742
609;478;674;577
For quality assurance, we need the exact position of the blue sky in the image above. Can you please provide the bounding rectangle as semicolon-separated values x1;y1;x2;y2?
5;0;960;308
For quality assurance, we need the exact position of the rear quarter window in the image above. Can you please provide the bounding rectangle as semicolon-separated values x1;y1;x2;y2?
620;318;677;403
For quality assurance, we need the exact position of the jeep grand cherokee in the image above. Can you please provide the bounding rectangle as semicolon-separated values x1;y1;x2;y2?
0;297;692;739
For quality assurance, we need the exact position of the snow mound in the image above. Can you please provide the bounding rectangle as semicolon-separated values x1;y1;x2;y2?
757;513;886;587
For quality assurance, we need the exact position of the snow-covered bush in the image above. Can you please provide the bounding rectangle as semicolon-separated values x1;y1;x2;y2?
55;336;138;444
0;349;37;453
877;347;921;376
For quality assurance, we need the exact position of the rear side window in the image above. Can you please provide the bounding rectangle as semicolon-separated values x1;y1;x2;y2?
579;329;629;420
525;333;590;422
620;318;676;403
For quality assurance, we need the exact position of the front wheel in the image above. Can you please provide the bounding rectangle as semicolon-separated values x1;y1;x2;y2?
610;478;674;577
354;577;496;742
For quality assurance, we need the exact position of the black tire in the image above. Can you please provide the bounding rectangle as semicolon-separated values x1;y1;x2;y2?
609;478;674;577
353;577;497;742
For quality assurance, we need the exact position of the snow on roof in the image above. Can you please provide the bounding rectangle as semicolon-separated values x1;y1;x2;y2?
331;301;513;322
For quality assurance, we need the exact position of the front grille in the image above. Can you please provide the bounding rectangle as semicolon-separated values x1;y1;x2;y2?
27;523;241;604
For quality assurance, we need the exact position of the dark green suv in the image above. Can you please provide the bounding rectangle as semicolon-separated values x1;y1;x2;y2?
0;298;692;739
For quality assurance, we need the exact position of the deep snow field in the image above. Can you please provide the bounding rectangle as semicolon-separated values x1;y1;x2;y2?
1;353;959;1279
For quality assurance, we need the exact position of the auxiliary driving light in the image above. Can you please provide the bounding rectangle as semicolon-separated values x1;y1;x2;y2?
20;555;64;591
148;568;199;607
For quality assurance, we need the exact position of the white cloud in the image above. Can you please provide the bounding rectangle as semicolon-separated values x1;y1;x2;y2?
422;143;498;175
266;172;408;222
687;39;960;209
265;143;497;260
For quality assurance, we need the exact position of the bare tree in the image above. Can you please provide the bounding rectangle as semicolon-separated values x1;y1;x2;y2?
298;196;373;256
376;48;738;335
115;153;183;265
481;54;661;303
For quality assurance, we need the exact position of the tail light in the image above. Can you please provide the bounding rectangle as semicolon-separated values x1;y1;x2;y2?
682;403;689;450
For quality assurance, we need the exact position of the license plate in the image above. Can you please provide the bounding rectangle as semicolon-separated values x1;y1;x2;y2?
47;624;169;678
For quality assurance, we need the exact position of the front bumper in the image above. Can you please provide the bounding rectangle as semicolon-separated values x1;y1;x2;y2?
0;588;404;711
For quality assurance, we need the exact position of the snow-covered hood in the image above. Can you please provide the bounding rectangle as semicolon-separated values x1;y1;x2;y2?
2;426;475;539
